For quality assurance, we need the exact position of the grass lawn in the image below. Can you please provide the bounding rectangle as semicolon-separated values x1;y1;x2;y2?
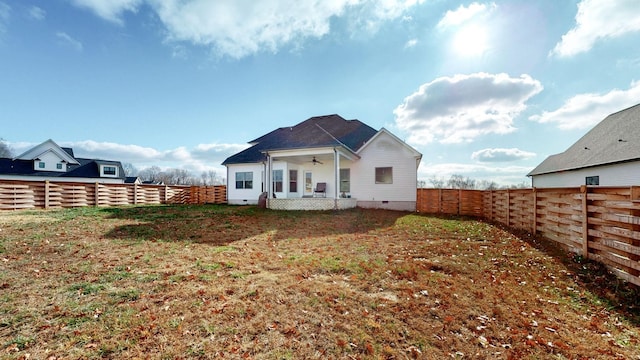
1;205;639;359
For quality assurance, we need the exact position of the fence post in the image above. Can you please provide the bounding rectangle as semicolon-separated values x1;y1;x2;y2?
489;190;493;221
458;189;462;215
438;189;443;214
94;182;100;207
44;180;50;210
581;185;589;259
133;183;138;205
507;189;511;227
532;187;537;235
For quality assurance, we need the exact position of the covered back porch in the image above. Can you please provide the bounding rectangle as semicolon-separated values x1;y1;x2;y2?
265;146;357;210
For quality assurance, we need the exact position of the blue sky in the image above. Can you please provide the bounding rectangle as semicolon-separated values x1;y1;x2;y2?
1;0;639;186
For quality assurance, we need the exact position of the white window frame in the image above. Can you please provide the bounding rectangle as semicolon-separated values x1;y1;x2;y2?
375;167;393;184
101;165;118;177
235;171;253;189
340;168;350;192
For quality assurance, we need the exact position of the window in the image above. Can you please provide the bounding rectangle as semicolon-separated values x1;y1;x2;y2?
340;168;350;192
273;170;283;193
38;162;45;169
235;172;253;189
102;166;117;176
585;176;599;186
289;170;298;193
56;163;63;170
375;167;393;184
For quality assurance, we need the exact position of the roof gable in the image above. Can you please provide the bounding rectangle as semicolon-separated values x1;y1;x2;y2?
14;139;79;165
529;103;640;176
357;128;422;159
223;114;378;165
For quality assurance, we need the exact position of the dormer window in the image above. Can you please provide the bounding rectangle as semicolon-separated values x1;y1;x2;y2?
56;163;63;170
101;165;118;177
38;162;45;169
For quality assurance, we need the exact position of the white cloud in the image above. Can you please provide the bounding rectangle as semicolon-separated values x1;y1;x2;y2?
436;2;494;29
0;2;10;35
9;140;247;175
67;0;423;58
70;0;142;25
471;148;536;162
394;72;543;144
551;0;640;58
404;38;417;48
56;32;83;51
529;80;640;129
28;6;46;21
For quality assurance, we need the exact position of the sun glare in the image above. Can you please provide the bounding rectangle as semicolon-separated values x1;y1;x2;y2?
452;25;488;57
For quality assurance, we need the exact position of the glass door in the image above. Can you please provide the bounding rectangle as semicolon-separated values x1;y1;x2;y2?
304;171;313;196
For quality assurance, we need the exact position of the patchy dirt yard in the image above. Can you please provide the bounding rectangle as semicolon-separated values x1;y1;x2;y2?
1;205;639;359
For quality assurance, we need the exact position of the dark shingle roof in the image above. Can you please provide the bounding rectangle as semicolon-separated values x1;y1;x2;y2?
528;103;640;176
222;114;378;165
0;157;125;179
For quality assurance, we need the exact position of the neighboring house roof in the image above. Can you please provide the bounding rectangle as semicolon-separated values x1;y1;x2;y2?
14;139;80;165
0;157;126;179
528;103;640;176
222;114;378;165
125;176;141;184
0;139;126;180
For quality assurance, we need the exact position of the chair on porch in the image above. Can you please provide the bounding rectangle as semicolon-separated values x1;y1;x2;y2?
313;182;327;197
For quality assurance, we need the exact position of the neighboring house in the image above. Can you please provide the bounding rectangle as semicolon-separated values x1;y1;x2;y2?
0;139;126;184
125;176;142;184
222;114;422;211
528;103;640;187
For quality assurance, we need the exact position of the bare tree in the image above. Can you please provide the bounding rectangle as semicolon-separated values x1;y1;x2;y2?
446;174;476;189
138;166;163;183
122;162;138;177
477;180;499;190
428;176;445;188
201;170;223;185
0;138;12;158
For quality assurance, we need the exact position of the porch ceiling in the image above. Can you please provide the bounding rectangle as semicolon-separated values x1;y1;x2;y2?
272;154;335;165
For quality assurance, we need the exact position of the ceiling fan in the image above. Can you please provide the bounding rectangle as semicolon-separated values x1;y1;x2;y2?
311;156;323;165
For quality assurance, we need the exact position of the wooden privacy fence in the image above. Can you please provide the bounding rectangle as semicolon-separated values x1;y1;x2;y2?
417;186;640;286
0;180;226;210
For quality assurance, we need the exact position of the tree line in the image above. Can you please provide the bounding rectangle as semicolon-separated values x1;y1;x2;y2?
420;174;529;190
129;165;225;186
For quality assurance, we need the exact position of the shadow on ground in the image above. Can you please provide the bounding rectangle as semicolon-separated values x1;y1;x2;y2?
101;204;405;246
503;223;640;326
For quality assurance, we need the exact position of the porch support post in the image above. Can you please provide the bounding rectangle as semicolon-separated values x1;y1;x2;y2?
334;148;339;210
266;153;272;208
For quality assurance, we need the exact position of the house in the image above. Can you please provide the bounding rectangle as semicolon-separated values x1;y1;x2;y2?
125;176;142;184
528;103;640;187
222;114;422;211
0;139;126;183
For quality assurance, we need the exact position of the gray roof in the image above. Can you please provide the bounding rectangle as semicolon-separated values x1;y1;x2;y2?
528;103;640;176
222;114;378;165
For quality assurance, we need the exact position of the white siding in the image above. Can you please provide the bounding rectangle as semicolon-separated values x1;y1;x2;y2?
532;161;640;188
34;151;67;172
226;164;264;205
351;131;418;211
